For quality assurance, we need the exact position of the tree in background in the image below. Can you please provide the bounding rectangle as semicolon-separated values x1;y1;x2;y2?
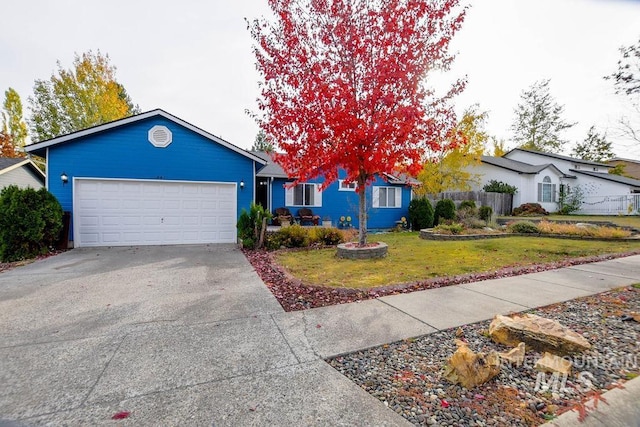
572;126;615;162
606;37;639;144
511;79;575;153
250;129;273;152
416;105;487;195
28;51;139;142
491;137;507;157
1;88;28;154
249;0;466;246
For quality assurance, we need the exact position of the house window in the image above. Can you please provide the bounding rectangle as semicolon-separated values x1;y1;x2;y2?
285;183;322;207
373;186;401;208
338;180;357;191
537;176;556;203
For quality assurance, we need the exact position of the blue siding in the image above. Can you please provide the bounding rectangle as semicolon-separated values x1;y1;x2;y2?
272;172;411;229
47;116;255;239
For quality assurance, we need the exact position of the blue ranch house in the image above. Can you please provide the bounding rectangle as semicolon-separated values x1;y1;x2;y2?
26;110;415;248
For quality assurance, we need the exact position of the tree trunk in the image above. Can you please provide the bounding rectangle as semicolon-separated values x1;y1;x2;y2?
358;177;367;246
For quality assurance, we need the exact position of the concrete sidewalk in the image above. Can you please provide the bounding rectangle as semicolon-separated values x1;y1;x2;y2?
273;255;640;359
1;248;639;426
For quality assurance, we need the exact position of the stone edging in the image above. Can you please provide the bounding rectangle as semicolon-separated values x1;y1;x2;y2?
419;229;639;242
337;242;388;259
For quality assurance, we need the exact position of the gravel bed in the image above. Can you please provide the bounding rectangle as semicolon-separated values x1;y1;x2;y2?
245;248;640;312
327;286;640;426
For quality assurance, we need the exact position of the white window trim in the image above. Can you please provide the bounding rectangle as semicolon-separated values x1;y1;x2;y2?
338;179;357;192
285;182;323;207
372;186;402;208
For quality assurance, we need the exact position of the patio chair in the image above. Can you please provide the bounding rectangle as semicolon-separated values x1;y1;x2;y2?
272;207;293;226
297;208;320;226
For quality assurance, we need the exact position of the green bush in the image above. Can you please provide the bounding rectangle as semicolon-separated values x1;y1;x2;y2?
461;218;487;229
483;180;518;195
273;224;309;248
0;186;63;262
458;200;476;210
434;199;456;226
237;202;272;249
479;206;493;223
408;197;434;230
433;223;465;235
309;227;344;246
507;221;540;234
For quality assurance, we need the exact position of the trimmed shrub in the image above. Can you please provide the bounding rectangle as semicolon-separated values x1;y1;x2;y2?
507;221;540;234
433;223;465;235
483;180;518;195
479;206;493;223
434;199;456;226
458;200;476;210
0;186;63;262
512;203;549;216
408;197;434;230
272;224;309;248
308;227;344;246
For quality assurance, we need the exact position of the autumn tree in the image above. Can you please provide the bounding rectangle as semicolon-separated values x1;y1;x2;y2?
572;126;615;162
1;88;28;154
606;37;639;144
28;51;139;142
416;105;487;195
511;79;575;153
249;0;466;246
251;129;273;152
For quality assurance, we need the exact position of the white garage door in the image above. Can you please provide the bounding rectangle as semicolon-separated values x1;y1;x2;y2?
74;179;237;247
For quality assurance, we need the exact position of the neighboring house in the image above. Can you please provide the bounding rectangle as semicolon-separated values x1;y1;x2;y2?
25;109;266;248
608;157;640;180
466;148;640;214
0;157;45;190
252;151;416;230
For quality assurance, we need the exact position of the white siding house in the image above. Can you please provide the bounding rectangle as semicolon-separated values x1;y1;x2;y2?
0;158;45;190
468;149;640;215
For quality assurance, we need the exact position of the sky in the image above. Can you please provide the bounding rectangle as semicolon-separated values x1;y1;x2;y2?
1;0;639;158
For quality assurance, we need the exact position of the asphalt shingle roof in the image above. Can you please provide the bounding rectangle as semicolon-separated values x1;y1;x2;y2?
0;157;25;171
481;155;556;174
571;169;640;188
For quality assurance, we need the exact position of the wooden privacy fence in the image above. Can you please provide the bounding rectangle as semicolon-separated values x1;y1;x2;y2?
428;191;513;216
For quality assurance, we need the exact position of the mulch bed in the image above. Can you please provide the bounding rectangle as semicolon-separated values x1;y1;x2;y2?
243;248;640;312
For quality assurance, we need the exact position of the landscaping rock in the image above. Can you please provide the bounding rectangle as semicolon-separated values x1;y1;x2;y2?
498;342;525;366
535;352;572;374
443;340;500;389
488;313;591;355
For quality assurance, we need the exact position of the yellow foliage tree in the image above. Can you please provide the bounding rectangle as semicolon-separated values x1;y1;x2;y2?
416;105;488;196
28;51;139;142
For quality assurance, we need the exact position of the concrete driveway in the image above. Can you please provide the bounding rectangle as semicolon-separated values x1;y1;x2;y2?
0;245;406;426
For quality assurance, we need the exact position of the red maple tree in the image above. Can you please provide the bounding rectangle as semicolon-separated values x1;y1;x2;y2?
250;0;466;245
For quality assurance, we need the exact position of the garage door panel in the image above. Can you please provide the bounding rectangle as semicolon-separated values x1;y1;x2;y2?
74;179;237;247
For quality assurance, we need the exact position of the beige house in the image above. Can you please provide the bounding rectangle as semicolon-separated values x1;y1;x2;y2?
0;157;45;191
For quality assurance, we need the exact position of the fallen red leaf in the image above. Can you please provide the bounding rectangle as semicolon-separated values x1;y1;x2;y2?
111;411;131;420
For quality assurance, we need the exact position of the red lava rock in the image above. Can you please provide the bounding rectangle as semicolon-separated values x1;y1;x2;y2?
243;248;640;312
441;399;450;408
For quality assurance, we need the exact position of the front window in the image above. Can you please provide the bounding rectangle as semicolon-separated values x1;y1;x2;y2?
373;186;401;208
294;183;315;206
285;182;322;207
538;176;555;203
338;180;357;191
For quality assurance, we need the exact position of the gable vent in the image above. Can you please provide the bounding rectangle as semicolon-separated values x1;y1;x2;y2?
148;125;173;148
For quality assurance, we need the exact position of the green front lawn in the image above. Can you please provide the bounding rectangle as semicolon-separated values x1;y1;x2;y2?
275;232;640;288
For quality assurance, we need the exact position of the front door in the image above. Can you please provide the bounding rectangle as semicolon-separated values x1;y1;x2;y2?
255;177;269;211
